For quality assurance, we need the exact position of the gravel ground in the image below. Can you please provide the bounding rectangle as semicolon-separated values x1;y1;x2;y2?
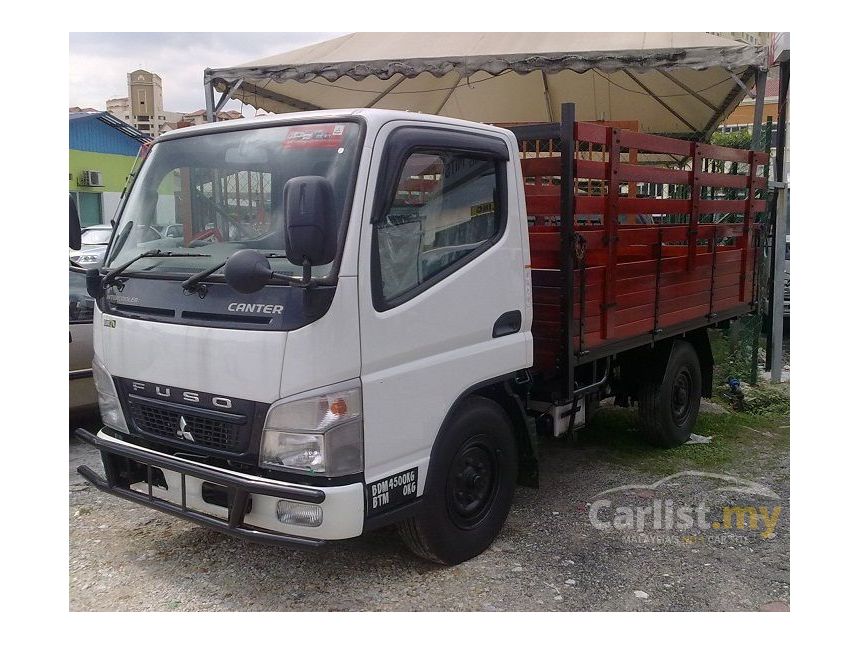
70;407;789;612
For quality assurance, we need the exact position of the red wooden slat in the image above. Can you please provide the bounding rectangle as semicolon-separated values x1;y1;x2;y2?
520;157;560;177
700;173;750;189
576;159;608;180
575;122;608;144
575;195;607;214
618;130;694;156
618;164;690;185
526;195;560;215
617;198;691;215
698;200;746;214
697;143;751;163
524;184;560;196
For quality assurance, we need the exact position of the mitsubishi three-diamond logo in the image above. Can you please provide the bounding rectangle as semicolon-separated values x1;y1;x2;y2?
176;416;195;441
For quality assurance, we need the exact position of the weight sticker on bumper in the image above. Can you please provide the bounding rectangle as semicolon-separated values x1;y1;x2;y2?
366;468;418;517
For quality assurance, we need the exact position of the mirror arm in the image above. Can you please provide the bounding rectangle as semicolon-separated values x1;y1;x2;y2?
271;260;314;289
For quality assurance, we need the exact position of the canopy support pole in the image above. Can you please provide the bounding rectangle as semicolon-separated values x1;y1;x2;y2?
750;69;768;150
434;77;461;115
656;69;719;112
541;72;554;122
366;76;406;108
621;70;697;133
214;80;244;116
728;70;756;100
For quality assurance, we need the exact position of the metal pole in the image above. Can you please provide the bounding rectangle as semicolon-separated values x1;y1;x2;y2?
765;61;790;371
747;68;768;385
204;74;216;123
751;69;767;151
769;183;787;383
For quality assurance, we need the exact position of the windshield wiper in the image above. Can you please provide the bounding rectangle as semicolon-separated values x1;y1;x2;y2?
182;253;294;296
181;260;228;294
103;249;210;289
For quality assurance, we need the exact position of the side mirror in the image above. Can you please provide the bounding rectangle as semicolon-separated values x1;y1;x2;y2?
283;176;337;268
85;268;102;299
224;249;274;294
69;196;81;250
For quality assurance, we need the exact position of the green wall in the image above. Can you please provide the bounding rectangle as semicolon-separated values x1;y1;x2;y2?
69;149;136;193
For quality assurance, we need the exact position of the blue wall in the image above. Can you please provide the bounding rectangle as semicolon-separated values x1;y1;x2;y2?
69;113;142;157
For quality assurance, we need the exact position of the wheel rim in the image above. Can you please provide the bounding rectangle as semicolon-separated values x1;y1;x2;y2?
446;438;499;530
671;368;693;426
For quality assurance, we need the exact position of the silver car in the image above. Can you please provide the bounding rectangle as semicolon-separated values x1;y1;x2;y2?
70;224;113;267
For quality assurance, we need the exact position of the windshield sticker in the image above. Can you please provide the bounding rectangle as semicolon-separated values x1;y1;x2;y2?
282;124;346;149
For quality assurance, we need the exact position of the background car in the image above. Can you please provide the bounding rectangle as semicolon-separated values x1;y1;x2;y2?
69;224;113;267
70;224;165;266
160;223;184;239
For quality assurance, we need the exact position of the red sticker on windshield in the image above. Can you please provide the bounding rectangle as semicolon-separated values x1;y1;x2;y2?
282;124;345;149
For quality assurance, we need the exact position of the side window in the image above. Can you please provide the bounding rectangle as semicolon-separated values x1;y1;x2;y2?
69;267;94;323
374;151;502;306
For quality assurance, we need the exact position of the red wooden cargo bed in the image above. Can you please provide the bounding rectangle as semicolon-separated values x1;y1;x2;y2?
508;105;767;394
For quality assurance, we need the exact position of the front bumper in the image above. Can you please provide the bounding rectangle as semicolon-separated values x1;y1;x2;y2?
75;429;365;546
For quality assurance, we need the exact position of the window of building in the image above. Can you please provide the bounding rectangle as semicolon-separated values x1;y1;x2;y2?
373;151;502;306
70;191;103;227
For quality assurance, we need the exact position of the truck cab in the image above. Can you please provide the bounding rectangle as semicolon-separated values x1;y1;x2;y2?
78;110;534;564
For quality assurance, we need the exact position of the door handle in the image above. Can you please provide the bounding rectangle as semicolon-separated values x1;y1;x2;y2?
492;310;522;338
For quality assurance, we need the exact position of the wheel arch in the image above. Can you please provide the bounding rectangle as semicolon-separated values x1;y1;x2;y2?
429;373;538;491
616;330;713;399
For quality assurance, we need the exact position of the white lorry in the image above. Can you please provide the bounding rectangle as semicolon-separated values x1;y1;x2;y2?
75;106;759;564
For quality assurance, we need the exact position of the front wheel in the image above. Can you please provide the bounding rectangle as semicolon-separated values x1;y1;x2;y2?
638;340;702;447
398;396;517;565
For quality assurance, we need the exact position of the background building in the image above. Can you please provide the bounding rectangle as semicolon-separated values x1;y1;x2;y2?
106;69;243;135
106;69;183;137
177;108;243;128
69;111;150;226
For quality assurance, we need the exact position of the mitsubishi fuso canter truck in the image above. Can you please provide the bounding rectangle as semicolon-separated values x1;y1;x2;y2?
74;104;766;564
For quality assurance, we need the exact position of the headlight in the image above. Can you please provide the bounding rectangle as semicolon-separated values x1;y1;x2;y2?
260;385;363;477
92;358;129;433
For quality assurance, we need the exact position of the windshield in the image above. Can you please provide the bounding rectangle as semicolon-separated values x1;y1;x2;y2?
105;121;362;277
81;228;113;245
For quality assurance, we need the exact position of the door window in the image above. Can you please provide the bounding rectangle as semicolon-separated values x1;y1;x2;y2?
374;151;502;307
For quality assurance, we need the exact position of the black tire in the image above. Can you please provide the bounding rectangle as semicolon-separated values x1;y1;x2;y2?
638;340;702;447
398;396;517;565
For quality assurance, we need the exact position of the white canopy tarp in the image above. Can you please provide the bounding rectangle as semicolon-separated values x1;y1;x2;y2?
206;32;766;138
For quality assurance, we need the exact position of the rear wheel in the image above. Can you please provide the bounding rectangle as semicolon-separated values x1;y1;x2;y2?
638;340;702;447
398;396;517;564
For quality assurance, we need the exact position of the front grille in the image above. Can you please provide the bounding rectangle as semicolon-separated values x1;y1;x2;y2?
128;399;245;453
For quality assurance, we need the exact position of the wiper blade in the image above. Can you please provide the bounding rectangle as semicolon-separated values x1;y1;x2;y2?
103;250;210;288
181;260;227;293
